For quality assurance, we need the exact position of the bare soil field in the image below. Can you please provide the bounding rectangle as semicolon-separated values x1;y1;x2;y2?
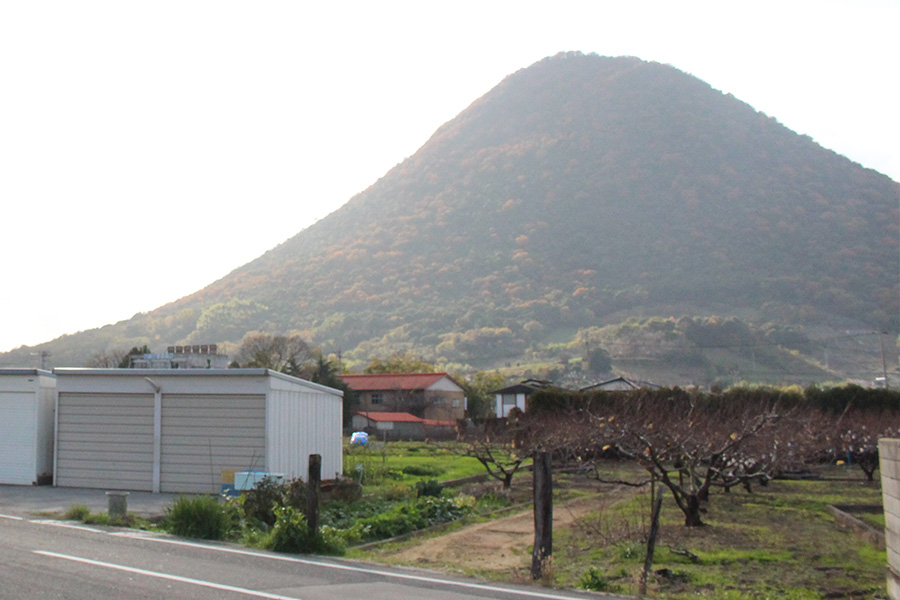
360;476;638;577
387;494;611;573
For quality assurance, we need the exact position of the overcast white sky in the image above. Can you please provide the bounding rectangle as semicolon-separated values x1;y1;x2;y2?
1;0;898;353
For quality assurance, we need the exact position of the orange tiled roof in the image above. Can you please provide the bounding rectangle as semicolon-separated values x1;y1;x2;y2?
341;372;450;391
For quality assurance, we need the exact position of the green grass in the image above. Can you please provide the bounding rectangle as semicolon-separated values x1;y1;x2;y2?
61;503;150;528
352;455;887;599
861;512;885;529
550;470;886;599
343;440;492;492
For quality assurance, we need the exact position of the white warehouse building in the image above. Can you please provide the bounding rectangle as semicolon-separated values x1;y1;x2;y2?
0;369;56;486
53;368;343;494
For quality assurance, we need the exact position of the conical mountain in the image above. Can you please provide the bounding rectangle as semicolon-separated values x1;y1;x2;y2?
4;52;898;376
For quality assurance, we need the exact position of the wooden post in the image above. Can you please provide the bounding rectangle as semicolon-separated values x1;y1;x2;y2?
531;451;553;580
639;486;665;597
307;454;321;537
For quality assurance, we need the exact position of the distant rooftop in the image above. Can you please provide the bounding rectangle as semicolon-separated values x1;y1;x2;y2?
341;372;455;391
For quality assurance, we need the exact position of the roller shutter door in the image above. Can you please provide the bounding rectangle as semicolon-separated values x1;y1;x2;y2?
0;392;36;485
56;393;154;491
160;394;266;493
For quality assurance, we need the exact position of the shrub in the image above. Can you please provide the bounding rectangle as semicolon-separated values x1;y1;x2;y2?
325;477;362;503
242;476;306;527
415;479;444;498
64;505;90;521
379;483;415;502
418;495;472;523
578;567;619;592
266;506;344;555
165;494;234;540
401;464;445;477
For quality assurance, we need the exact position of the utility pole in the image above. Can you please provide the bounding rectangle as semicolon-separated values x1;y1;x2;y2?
879;331;889;389
531;451;552;580
31;351;51;370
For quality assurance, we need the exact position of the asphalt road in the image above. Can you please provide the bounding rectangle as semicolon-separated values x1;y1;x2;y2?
0;514;625;600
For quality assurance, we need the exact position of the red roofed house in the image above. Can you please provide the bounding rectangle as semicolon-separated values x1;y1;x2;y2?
340;373;466;421
351;411;426;439
350;411;459;441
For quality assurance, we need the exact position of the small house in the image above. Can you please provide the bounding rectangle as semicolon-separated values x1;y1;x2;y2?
351;411;458;441
492;379;552;418
341;373;466;421
351;411;426;440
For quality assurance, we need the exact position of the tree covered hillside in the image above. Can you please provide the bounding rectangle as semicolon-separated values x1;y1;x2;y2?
3;52;898;383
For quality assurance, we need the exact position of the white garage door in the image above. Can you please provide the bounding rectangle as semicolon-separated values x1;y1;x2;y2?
0;392;35;485
56;393;154;491
160;394;266;493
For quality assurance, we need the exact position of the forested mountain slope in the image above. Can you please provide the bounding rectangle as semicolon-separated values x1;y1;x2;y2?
4;52;898;382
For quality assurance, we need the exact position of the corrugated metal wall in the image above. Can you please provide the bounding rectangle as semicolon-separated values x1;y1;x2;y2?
56;393;154;491
0;390;36;484
0;373;55;485
267;387;343;482
160;394;266;493
54;371;342;492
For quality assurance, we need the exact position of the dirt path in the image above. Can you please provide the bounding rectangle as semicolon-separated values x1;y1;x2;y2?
377;489;634;574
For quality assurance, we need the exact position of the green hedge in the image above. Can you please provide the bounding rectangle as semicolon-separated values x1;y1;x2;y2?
527;385;900;416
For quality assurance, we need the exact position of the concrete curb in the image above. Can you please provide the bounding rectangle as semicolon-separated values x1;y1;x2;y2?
827;504;885;548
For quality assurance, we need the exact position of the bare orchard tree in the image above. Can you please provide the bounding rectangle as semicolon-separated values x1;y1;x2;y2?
235;331;313;377
465;437;527;490
712;407;828;493
830;407;900;482
584;389;783;527
456;412;536;490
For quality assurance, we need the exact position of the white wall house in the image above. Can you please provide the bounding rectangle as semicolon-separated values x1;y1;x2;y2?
495;390;527;418
492;380;552;418
53;368;343;493
0;369;56;485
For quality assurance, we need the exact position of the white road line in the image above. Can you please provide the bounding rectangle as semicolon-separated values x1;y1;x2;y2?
0;514;24;520
126;535;589;600
108;530;165;538
34;551;302;600
29;520;104;533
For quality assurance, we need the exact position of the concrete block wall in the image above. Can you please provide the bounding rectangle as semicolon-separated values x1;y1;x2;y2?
879;438;900;599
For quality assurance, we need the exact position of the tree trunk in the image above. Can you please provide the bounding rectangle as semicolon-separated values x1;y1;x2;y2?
682;493;704;527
